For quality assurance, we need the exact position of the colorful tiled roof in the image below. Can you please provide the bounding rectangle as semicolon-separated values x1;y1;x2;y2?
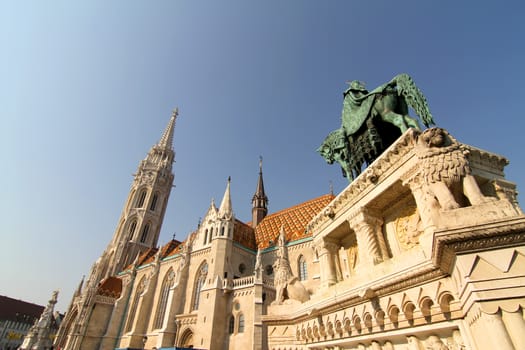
255;193;334;249
97;276;122;298
233;219;256;250
141;239;183;265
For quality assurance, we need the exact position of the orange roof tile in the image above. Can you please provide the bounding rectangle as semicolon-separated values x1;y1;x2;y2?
233;219;256;250
97;276;122;298
255;193;334;249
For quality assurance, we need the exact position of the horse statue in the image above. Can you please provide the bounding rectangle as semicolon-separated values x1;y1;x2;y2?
318;73;435;181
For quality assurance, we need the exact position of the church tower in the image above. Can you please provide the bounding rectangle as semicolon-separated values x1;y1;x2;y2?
251;157;268;228
54;111;178;350
105;109;178;276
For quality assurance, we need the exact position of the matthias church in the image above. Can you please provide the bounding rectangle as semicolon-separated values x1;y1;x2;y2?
55;109;525;350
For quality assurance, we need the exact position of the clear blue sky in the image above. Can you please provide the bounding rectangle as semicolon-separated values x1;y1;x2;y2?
2;1;524;312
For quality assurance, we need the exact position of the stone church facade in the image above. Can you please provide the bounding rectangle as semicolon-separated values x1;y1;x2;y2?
55;111;525;350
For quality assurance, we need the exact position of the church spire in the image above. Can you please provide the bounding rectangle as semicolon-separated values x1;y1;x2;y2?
252;157;268;228
157;108;178;149
218;176;233;219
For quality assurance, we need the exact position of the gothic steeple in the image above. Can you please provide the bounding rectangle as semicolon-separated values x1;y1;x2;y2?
251;157;268;228
105;110;178;276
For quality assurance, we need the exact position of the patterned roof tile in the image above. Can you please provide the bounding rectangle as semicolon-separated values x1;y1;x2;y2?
255;193;334;249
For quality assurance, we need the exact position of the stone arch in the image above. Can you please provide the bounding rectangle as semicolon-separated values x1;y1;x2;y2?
153;267;176;329
297;254;308;281
388;305;400;328
136;187;148;208
363;312;373;332
352;315;362;333
403;301;416;325
178;327;194;348
191;260;208;311
335;319;343;336
55;306;79;350
375;309;386;329
419;296;434;321
438;291;454;318
343;317;352;334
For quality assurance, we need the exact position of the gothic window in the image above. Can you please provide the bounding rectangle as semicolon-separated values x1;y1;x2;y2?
298;255;308;281
238;313;245;333
140;224;150;243
204;229;208;245
221;226;225;236
153;269;175;329
137;189;147;208
128;221;137;240
149;193;159;211
228;315;235;334
192;262;208;311
125;277;146;332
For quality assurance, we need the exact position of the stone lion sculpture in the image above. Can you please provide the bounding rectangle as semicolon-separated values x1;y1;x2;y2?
415;127;492;210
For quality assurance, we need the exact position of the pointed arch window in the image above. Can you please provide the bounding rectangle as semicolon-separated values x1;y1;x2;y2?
137;189;147;208
153;269;175;329
228;315;235;334
203;229;208;245
238;313;245;333
125;277;146;332
192;262;208;311
128;221;137;240
149;193;159;211
221;226;225;236
298;255;308;281
140;224;150;243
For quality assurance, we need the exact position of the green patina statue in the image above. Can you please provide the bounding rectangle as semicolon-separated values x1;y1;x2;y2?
318;73;435;181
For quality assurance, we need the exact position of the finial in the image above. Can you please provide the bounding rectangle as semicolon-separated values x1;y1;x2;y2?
172;232;176;241
228;176;231;183
259;156;263;173
172;107;179;117
198;217;202;228
329;180;334;195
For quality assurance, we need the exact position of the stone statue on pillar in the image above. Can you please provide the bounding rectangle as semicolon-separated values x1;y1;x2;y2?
19;290;60;350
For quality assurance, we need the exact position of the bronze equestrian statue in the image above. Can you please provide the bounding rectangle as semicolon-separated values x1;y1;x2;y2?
318;74;435;181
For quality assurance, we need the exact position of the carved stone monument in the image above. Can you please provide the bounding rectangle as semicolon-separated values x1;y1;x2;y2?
19;291;59;350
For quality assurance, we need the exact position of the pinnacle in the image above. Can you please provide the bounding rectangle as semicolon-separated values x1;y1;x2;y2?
157;108;178;149
218;177;233;219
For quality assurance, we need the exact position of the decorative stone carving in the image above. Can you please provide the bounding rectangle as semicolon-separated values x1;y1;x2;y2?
394;204;423;249
272;226;310;304
415;128;492;210
426;335;449;350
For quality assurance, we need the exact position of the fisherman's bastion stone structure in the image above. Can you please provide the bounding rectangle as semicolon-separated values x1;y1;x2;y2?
55;105;525;350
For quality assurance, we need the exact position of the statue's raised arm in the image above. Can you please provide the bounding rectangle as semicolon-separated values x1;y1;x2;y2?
318;74;435;182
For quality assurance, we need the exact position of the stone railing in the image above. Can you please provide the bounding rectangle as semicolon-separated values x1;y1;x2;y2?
223;275;275;292
232;275;254;288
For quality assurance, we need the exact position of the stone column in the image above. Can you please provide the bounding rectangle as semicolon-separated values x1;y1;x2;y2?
482;311;515;350
318;240;339;288
347;208;383;268
502;309;525;350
